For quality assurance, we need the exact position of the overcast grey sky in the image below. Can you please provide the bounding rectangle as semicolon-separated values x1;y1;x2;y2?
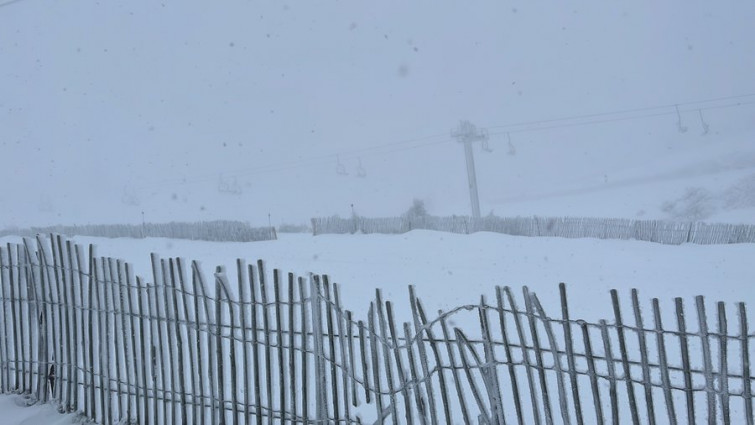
1;1;754;227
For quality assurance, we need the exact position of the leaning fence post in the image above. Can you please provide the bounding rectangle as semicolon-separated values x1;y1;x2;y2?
169;260;189;424
368;303;386;424
150;255;170;424
115;260;134;422
559;283;584;425
310;275;329;423
237;260;252;423
20;243;35;398
74;245;92;418
86;246;99;422
249;265;263;425
523;286;554;425
387;300;414;425
375;289;399;423
288;273;299;421
415;300;453;425
631;289;656;425
651;299;677;425
195;261;217;425
108;258;124;421
333;282;353;422
610;289;640;425
274;270;289;424
599;320;619;425
48;237;65;403
496;286;525;425
478;297;505;425
739;302;753;425
218;266;238;425
298;276;310;423
717;302;731;425
403;322;428;425
531;292;571;425
160;259;179;424
346;310;359;408
409;285;444;424
98;258;113;425
67;241;83;415
439;310;472;424
357;319;371;405
323;276;340;424
60;237;78;413
579;321;604;425
25;240;48;404
135;275;151;424
453;328;492;424
675;298;695;424
176;259;197;425
695;296;717;425
214;269;226;425
0;246;9;395
504;286;542;425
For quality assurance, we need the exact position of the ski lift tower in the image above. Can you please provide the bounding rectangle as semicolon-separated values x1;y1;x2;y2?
452;120;488;220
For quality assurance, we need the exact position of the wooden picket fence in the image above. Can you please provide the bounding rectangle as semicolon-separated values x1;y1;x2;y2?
0;235;753;424
0;220;277;242
311;215;755;245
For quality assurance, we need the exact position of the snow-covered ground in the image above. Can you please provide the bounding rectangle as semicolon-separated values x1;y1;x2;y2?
2;231;752;332
47;232;753;325
0;395;77;425
1;231;753;423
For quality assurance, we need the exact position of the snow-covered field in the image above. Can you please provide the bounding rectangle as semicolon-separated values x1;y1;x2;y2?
2;230;753;338
25;232;750;325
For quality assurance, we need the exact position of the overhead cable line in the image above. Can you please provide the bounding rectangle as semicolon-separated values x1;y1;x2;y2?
137;92;755;189
485;92;755;133
489;99;755;136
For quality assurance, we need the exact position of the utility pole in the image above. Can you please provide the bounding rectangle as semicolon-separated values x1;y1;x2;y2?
452;120;488;219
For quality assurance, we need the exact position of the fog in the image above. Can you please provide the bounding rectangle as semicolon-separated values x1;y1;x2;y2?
2;1;754;228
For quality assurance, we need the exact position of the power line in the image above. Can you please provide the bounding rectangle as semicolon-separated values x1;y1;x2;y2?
136;92;755;190
490;99;755;137
485;92;755;133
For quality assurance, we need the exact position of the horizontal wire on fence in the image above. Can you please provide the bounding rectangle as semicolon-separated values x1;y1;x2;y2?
6;293;754;344
5;316;755;399
3;294;755;385
4;340;752;403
